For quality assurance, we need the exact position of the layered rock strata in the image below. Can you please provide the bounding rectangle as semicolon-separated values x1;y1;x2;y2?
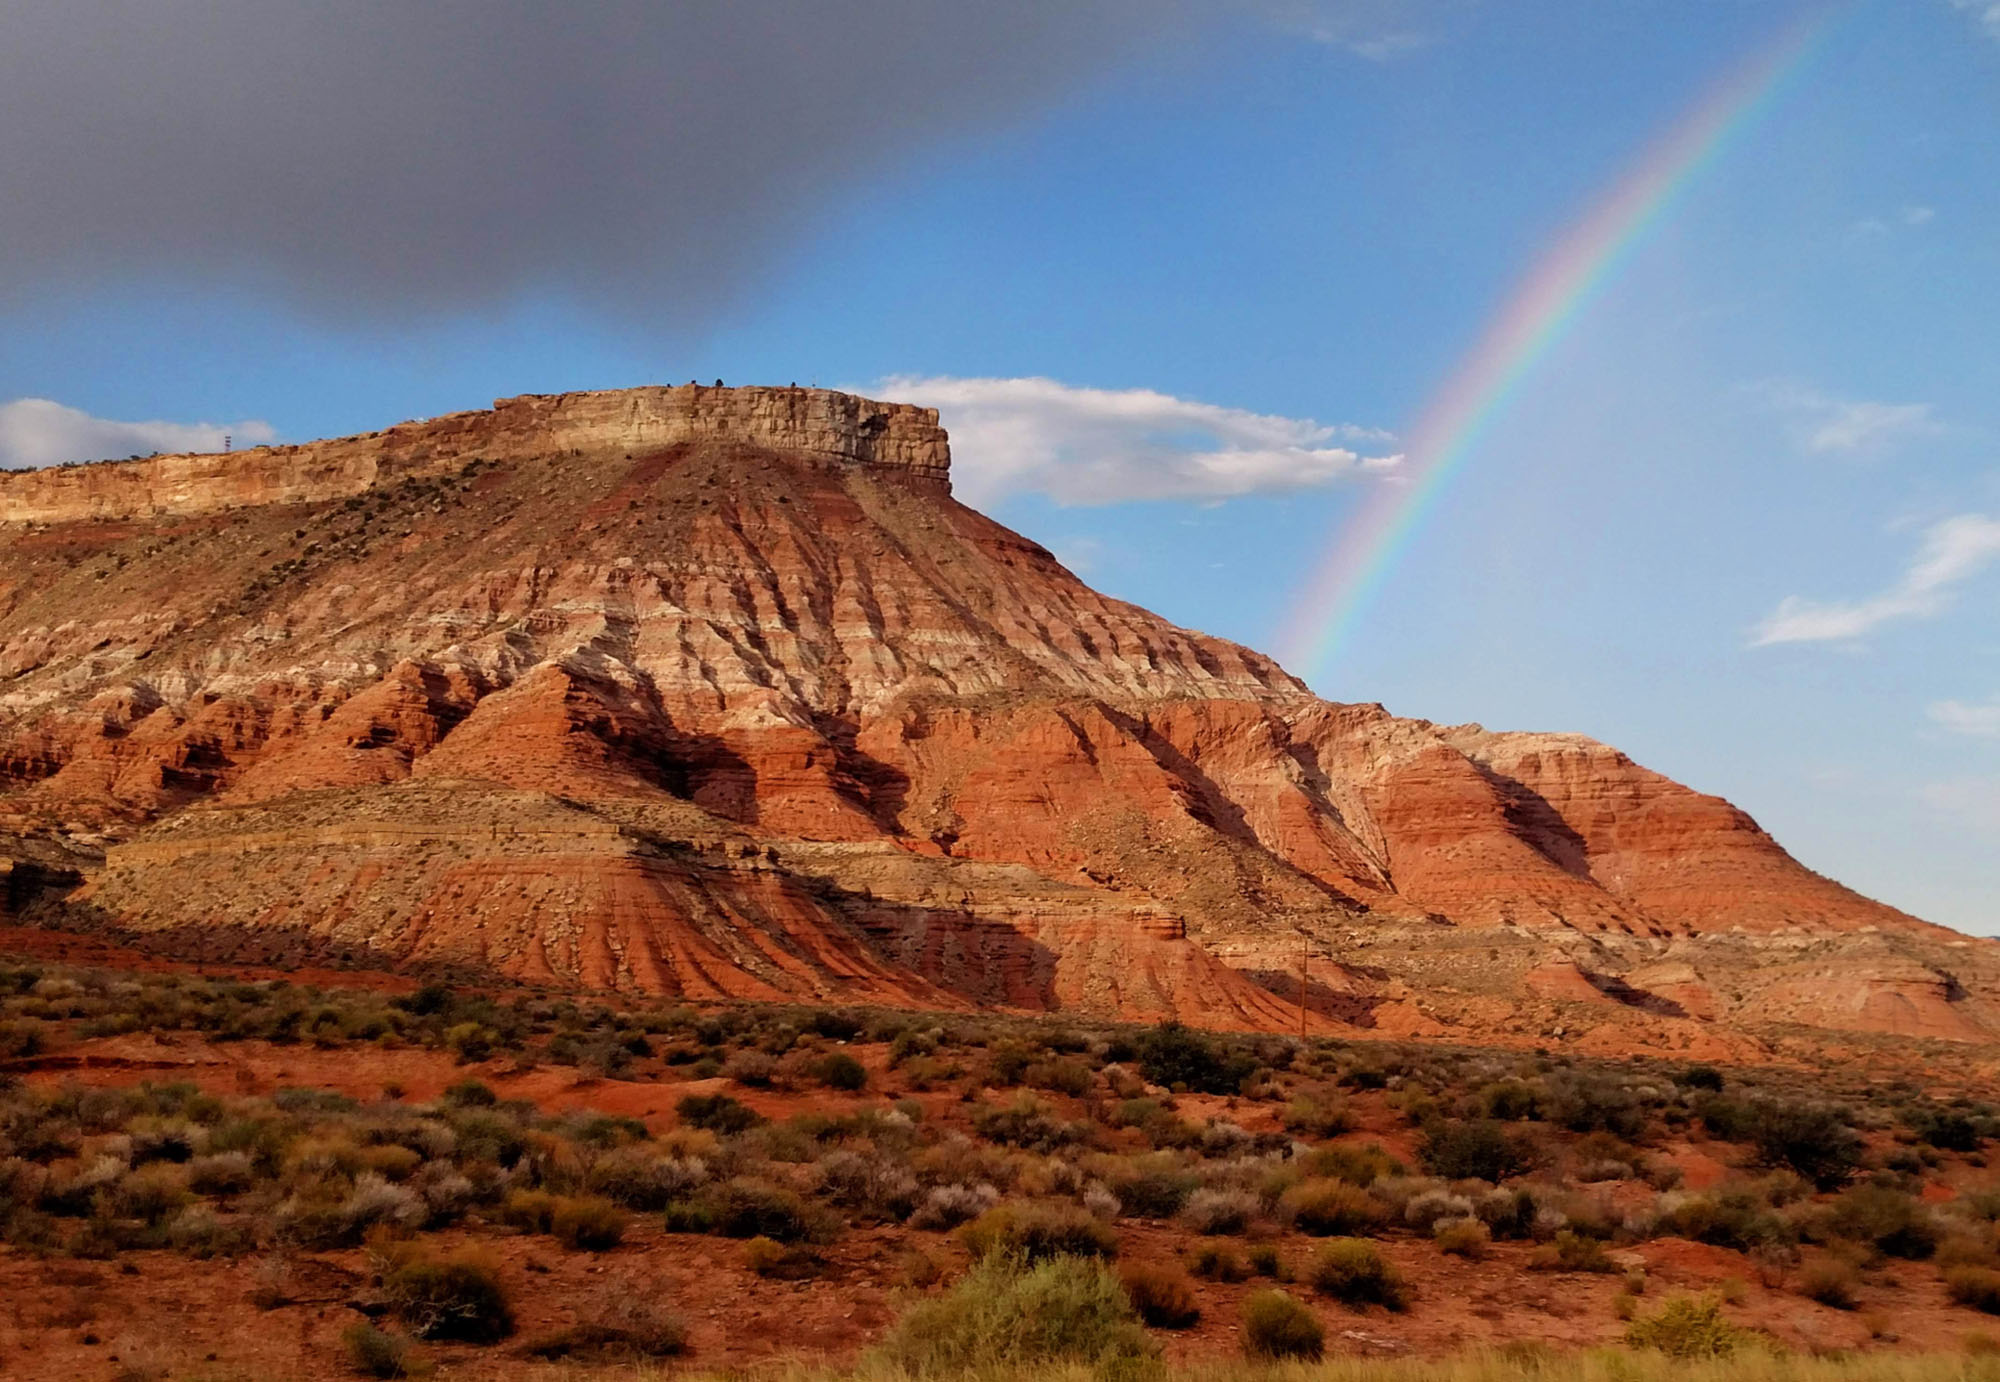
0;386;1990;1045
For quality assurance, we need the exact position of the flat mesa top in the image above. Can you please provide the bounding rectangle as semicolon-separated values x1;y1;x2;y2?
0;385;953;525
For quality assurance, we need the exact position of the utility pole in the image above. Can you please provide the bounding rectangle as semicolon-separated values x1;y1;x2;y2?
1299;930;1310;1042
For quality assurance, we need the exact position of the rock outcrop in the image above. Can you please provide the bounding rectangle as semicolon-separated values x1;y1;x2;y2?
1;386;1991;1045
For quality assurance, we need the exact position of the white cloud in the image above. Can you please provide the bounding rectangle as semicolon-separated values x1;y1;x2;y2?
1757;382;1940;454
1754;513;2000;645
879;375;1398;507
1950;0;2000;41
1253;0;1460;60
1903;205;1936;226
1920;777;2000;833
1931;697;2000;739
0;399;276;470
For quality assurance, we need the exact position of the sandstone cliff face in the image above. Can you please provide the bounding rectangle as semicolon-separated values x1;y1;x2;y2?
0;387;1990;1046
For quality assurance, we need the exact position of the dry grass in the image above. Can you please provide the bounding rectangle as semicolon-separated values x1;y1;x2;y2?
430;1349;2000;1382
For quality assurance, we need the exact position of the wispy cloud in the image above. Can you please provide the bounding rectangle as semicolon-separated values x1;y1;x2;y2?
1754;513;2000;645
1950;0;2000;42
1931;697;2000;739
1920;776;2000;833
1257;0;1461;60
879;376;1398;507
1757;382;1940;454
0;399;276;470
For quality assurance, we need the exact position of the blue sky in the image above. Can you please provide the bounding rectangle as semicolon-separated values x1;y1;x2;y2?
2;1;1995;932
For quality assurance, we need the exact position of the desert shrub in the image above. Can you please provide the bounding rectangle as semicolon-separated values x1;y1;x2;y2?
1190;1241;1249;1282
382;1250;514;1343
1137;1023;1256;1096
114;1164;192;1224
342;1321;418;1378
675;1093;762;1135
340;1173;425;1238
1749;1101;1863;1190
909;1182;999;1231
1907;1105;1986;1154
551;1196;627;1252
1304;1142;1397;1187
743;1234;824;1279
522;1296;689;1361
1026;1058;1095;1097
1110;1158;1200;1219
1948;1267;2000;1314
961;1204;1118;1263
722;1049;779;1087
1308;1238;1408;1311
1283;1095;1354;1138
1247;1243;1287;1279
1473;1078;1543;1121
809;1052;868;1092
1241;1290;1323;1360
1798;1258;1860;1309
586;1148;707;1211
1120;1262;1201;1328
1282;1178;1386;1237
1434;1216;1490;1258
1531;1230;1614;1273
1182;1188;1258;1235
1625;1294;1743;1357
1543;1072;1647;1140
815;1149;920;1222
1403;1188;1474;1232
972;1095;1083;1152
440;1079;496;1109
501;1188;560;1234
877;1253;1156;1376
1418;1119;1534;1182
165;1203;247;1258
1824;1185;1939;1260
710;1178;819;1242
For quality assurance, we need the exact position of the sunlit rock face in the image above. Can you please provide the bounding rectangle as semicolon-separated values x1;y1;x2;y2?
1;386;1990;1046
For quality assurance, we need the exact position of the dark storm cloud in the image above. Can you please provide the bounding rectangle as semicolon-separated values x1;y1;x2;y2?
0;1;1233;321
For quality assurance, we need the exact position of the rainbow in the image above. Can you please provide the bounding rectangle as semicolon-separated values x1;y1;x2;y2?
1276;7;1847;685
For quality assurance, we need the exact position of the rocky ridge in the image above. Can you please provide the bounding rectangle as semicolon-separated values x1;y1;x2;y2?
0;386;1990;1049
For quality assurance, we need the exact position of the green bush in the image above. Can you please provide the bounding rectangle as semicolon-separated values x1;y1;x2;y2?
1190;1241;1249;1282
1283;1095;1354;1138
1530;1230;1614;1274
1305;1142;1397;1186
711;1178;818;1242
961;1204;1118;1264
675;1092;763;1134
1137;1023;1256;1096
1241;1290;1324;1360
1824;1185;1939;1260
1624;1294;1743;1358
551;1195;627;1252
1119;1262;1201;1328
1748;1101;1863;1191
1111;1158;1201;1220
1665;1189;1791;1252
1308;1238;1409;1311
877;1253;1157;1375
1948;1267;2000;1314
1282;1178;1386;1237
341;1321;418;1378
383;1251;514;1343
1798;1258;1859;1310
1418;1119;1534;1182
1906;1105;1986;1153
809;1052;868;1092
